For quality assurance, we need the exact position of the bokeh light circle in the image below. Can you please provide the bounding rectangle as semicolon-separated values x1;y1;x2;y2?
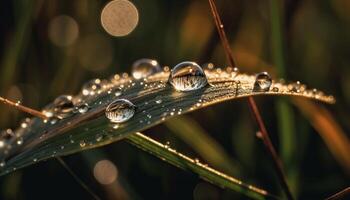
48;15;79;47
93;159;118;185
101;0;139;37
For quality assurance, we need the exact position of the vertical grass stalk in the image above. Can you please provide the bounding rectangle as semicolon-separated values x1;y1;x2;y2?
269;0;297;196
208;0;293;199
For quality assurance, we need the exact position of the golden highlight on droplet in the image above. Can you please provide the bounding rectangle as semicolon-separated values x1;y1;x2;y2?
101;0;139;37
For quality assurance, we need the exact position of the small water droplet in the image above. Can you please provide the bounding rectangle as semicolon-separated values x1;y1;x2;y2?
96;134;103;142
132;58;161;79
288;81;305;93
0;161;5;167
76;103;89;113
155;98;162;104
17;137;23;145
21;122;28;128
114;88;122;96
164;141;170;149
253;72;272;92
33;158;38;162
105;99;136;123
80;140;86;147
169;61;208;91
202;63;214;70
50;117;59;125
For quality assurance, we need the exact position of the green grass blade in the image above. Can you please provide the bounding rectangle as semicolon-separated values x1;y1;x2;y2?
0;69;334;175
164;115;241;175
126;132;276;200
269;0;298;195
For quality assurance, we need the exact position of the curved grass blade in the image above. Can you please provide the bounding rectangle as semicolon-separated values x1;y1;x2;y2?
126;132;277;200
164;115;241;175
0;67;335;175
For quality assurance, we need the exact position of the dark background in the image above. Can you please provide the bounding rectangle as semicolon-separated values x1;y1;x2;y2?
0;0;349;199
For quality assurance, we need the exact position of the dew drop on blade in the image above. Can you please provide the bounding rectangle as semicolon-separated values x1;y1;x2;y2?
253;72;272;92
76;103;89;113
105;99;136;123
52;95;75;118
132;58;161;79
169;61;208;91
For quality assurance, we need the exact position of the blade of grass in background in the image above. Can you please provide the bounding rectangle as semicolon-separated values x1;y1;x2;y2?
164;115;241;175
126;132;275;200
292;98;350;174
269;0;298;196
0;1;35;127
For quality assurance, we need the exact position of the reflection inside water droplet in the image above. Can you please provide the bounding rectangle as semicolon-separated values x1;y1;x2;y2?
105;99;136;123
253;72;272;92
169;61;208;91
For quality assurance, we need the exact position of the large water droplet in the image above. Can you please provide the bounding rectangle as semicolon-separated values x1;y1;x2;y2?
132;58;161;79
253;72;272;92
169;61;208;91
105;99;136;123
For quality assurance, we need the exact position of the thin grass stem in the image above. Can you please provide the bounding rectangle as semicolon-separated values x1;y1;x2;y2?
207;0;294;199
0;96;47;119
56;157;101;200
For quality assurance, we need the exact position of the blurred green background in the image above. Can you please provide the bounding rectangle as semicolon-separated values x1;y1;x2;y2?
0;0;349;199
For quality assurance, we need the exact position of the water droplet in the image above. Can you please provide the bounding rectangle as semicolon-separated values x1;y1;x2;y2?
82;79;102;96
76;103;89;113
288;81;305;93
1;129;14;141
0;161;5;167
164;141;170;149
50;117;59;125
53;95;75;118
272;87;279;92
253;72;272;92
155;97;162;104
43;95;75;119
80;140;86;147
17;137;23;145
132;58;161;79
0;140;5;149
169;61;208;91
114;88;122;97
96;134;103;142
202;63;214;70
105;99;136;123
21;122;28;128
33;158;38;162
